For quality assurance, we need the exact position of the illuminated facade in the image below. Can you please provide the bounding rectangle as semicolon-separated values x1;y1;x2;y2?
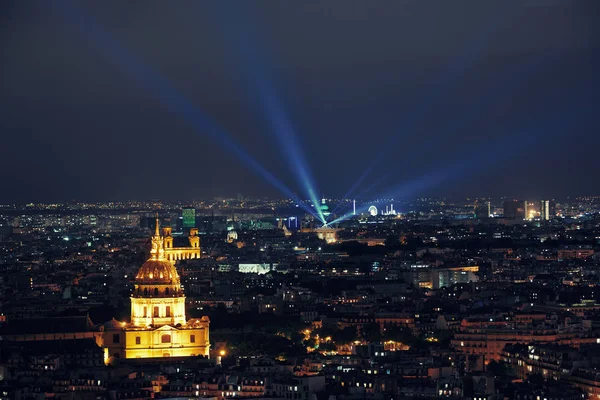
315;226;338;243
226;230;238;243
163;226;201;262
300;224;339;243
452;314;597;362
431;266;479;289
182;207;196;228
540;200;550;220
405;265;479;289
103;219;209;364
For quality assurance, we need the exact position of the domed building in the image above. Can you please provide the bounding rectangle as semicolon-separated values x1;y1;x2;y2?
103;219;209;363
226;229;238;243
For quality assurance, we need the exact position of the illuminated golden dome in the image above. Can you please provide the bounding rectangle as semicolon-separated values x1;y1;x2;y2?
133;216;181;286
135;259;180;284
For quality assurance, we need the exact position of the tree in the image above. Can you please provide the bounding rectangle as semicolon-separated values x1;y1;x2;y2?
360;323;382;343
290;330;305;345
333;326;358;345
487;360;511;378
527;373;545;386
382;325;413;343
384;235;400;248
319;342;336;352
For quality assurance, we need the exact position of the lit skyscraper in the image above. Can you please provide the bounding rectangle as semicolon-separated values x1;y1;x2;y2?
182;208;196;228
540;200;550;220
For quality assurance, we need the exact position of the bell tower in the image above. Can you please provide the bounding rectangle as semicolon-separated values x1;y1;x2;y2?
163;227;173;249
189;228;200;249
150;216;165;260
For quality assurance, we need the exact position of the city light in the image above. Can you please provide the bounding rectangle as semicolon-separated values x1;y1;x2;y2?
2;1;599;398
330;105;600;226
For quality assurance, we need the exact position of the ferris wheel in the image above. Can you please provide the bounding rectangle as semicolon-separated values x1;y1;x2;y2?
368;205;378;216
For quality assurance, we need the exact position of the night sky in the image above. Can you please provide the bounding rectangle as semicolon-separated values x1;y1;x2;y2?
1;1;599;202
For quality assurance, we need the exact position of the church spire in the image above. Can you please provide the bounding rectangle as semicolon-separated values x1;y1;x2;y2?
151;213;165;260
155;213;160;238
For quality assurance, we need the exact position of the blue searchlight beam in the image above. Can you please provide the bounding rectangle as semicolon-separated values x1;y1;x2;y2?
218;7;326;223
333;3;522;208
55;1;321;220
329;98;596;226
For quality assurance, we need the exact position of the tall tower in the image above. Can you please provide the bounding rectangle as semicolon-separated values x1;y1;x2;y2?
163;227;174;249
189;228;200;248
320;198;331;223
540;200;550;221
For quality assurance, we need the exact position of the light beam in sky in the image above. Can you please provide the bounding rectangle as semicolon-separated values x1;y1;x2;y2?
216;4;326;223
333;3;523;204
55;1;321;220
329;97;596;225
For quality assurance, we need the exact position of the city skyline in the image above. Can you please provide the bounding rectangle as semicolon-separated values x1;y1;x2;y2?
3;2;600;397
2;1;599;202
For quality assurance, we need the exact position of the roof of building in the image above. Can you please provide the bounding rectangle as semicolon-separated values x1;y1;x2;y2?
0;316;96;335
20;338;102;355
135;259;180;284
103;318;124;330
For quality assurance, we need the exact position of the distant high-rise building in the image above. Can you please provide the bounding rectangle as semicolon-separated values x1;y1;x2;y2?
503;200;527;220
182;208;196;228
540;200;550;220
474;201;491;219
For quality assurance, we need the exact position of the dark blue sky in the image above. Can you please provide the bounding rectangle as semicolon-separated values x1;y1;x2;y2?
1;0;599;202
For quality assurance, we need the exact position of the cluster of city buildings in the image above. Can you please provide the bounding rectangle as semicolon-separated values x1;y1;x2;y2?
1;197;600;399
